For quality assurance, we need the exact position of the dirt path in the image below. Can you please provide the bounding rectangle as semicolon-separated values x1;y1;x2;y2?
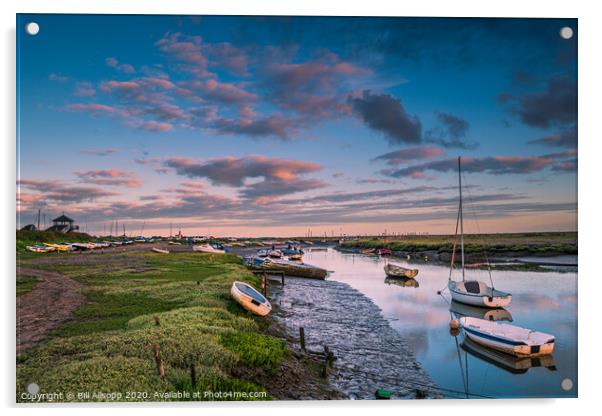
16;268;85;355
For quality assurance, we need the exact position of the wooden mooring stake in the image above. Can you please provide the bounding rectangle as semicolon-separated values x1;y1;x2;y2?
190;363;197;388
152;344;165;380
299;327;306;351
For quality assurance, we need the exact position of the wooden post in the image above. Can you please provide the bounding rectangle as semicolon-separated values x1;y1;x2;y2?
324;345;334;368
152;344;165;379
299;327;306;351
154;316;160;326
190;363;197;388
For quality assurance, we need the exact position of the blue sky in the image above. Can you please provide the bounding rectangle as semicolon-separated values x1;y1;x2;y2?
17;14;577;236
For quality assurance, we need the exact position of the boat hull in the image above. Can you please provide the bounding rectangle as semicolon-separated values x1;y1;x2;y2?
449;280;512;308
230;281;272;316
384;264;419;279
152;248;169;254
460;317;555;358
247;258;328;279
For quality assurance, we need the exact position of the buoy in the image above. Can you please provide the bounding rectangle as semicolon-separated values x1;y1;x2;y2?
449;319;460;330
450;328;460;337
375;388;391;400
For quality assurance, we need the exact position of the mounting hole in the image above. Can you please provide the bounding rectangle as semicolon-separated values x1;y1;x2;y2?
560;26;573;40
561;378;574;391
27;382;40;395
25;22;40;36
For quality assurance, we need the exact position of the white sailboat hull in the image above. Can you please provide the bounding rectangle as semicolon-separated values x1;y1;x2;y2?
460;317;555;357
448;280;512;308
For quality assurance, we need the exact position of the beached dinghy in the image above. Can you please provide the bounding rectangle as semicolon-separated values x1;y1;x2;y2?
192;244;225;254
384;263;419;279
152;247;169;254
447;157;512;308
230;281;272;316
459;317;555;357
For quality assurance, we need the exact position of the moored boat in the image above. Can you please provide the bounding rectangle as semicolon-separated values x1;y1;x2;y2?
289;253;303;261
268;250;283;258
361;248;376;255
378;248;392;256
384;263;419;279
230;281;272;316
459;317;555;357
152;247;169;254
447;157;512;308
192;244;225;254
246;257;328;280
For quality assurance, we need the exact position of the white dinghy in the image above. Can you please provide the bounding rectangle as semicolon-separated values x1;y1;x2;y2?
459;317;555;357
152;247;169;254
230;281;272;316
192;244;225;254
447;157;512;308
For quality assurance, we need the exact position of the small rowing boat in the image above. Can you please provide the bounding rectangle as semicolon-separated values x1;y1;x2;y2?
459;317;555;357
230;281;272;316
152;247;169;254
384;263;419;279
244;256;328;279
192;244;225;254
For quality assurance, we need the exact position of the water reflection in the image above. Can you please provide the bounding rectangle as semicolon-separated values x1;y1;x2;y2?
449;300;513;322
385;276;419;288
304;248;577;398
461;338;556;375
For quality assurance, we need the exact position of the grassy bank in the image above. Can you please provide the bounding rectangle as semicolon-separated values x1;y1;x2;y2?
16;250;288;402
341;232;577;256
16;275;40;296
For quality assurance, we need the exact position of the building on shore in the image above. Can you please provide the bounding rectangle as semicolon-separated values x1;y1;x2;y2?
46;214;80;233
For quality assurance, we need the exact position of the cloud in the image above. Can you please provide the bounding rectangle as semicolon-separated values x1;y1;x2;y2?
75;169;132;178
372;146;444;166
18;179;118;203
105;57;136;74
347;90;422;144
79;147;120;156
424;111;477;149
512;76;577;129
74;169;143;187
240;178;328;202
210;114;298;140
74;81;96;97
529;125;577;148
139;120;173;132
155;32;210;77
181;79;256;104
66;103;121;116
383;152;576;179
49;73;69;82
164;155;322;187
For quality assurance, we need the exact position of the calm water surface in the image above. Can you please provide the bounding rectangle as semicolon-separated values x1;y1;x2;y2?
303;248;578;398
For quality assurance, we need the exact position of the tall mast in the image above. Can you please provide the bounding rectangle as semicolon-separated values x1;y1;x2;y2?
458;156;465;281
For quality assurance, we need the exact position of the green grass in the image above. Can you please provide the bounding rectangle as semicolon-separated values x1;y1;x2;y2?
16;275;40;296
342;232;577;255
16;251;284;402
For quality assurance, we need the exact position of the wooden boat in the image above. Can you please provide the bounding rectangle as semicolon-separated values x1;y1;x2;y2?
378;248;392;256
461;337;556;374
26;244;54;253
449;300;513;322
192;244;225;254
268;250;283;258
384;263;418;279
230;281;272;316
448;157;512;308
385;276;419;288
152;247;169;254
248;257;328;279
459;317;555;357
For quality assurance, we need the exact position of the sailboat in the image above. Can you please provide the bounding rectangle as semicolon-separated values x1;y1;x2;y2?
448;157;512;308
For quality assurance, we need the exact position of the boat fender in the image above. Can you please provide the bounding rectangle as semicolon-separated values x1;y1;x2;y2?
450;327;460;337
449;319;460;330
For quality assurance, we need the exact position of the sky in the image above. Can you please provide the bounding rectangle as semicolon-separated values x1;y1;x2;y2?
16;14;578;237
